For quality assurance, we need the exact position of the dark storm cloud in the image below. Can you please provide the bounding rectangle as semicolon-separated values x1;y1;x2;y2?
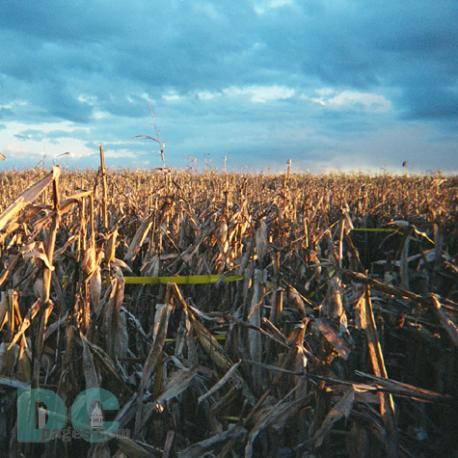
260;1;458;120
1;0;456;115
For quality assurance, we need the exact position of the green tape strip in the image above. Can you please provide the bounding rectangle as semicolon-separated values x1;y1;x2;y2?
351;227;397;233
124;274;244;285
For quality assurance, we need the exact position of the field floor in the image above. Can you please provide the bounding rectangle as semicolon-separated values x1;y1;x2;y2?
0;169;457;457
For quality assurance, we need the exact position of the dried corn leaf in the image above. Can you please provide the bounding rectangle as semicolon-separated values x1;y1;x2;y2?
430;294;458;348
156;368;197;404
198;360;241;404
313;388;354;448
177;425;246;458
80;333;100;388
124;218;153;262
245;392;309;457
0;167;60;232
316;319;351;360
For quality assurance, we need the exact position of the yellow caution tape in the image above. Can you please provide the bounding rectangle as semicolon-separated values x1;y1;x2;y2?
351;227;397;233
124;274;244;285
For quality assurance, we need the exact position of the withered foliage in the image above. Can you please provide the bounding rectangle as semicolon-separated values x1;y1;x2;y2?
0;166;457;457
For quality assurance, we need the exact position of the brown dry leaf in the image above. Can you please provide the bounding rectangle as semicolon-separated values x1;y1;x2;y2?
82;336;131;395
7;289;22;339
315;318;351;360
173;284;256;405
105;227;119;264
430;294;458;348
103;276;128;360
198;359;242;404
22;241;55;271
0;254;20;288
354;370;453;402
115;435;163;458
248;269;263;391
0;292;7;331
173;284;233;371
255;217;268;260
135;303;173;435
7;300;40;350
155;368;197;404
0;342;18;376
324;276;348;330
0;167;60;232
217;216;228;255
82;245;97;277
287;285;307;316
90;266;102;311
177;425;246;458
124;217;153;262
361;286;398;457
137;368;198;434
314;388;355;448
111;257;133;274
190;316;233;372
245;391;309;457
80;333;101;388
353;289;368;330
87;443;111;458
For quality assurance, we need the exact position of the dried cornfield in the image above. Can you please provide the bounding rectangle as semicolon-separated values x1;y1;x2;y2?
0;164;457;457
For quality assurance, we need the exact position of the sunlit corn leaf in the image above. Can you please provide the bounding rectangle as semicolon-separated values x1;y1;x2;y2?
124;217;153;262
315;318;351;360
0;167;60;232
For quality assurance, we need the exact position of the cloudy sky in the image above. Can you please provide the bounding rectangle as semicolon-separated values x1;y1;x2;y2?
0;0;457;172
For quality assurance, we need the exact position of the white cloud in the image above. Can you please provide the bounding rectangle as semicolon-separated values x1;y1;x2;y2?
77;94;97;105
163;85;295;104
162;91;182;102
196;91;219;101
92;111;109;120
0;100;28;110
223;85;295;103
140;92;155;104
304;89;391;112
0;121;93;161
